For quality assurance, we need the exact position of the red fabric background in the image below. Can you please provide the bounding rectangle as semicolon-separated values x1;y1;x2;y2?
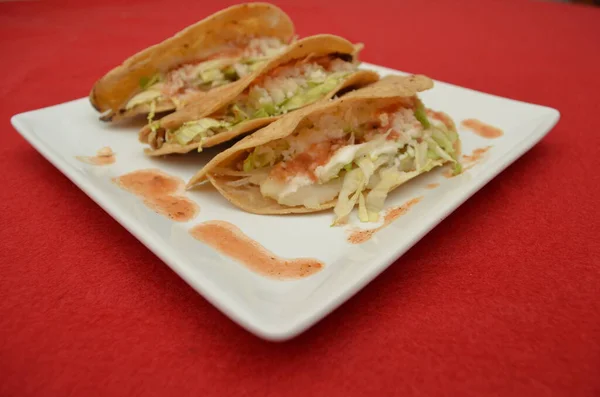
1;0;599;395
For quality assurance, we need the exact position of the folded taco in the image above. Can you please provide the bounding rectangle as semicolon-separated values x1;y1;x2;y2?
188;75;462;224
90;3;295;121
138;34;379;155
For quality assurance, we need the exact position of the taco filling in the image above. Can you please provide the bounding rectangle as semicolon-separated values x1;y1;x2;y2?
125;37;289;113
148;54;357;151
223;99;461;223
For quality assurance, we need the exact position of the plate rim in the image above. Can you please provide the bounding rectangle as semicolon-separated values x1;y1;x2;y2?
10;64;561;341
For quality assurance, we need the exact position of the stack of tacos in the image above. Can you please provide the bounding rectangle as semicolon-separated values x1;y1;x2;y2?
90;2;463;223
138;35;379;155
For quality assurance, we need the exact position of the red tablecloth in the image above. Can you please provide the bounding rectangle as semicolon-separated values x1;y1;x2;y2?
2;0;599;395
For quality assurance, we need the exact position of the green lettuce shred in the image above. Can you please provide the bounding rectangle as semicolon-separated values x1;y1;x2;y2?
139;74;161;90
414;98;430;129
147;100;156;124
281;74;344;112
172;118;229;146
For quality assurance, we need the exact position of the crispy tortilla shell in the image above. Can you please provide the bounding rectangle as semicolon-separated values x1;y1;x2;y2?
207;174;337;214
188;75;457;216
139;34;380;155
90;3;294;117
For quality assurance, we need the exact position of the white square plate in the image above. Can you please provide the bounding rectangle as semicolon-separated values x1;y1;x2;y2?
11;63;559;340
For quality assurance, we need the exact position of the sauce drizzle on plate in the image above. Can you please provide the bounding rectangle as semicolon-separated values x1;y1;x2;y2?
113;169;198;222
348;197;423;244
444;146;492;178
190;220;323;279
463;146;492;164
461;119;504;139
76;146;115;165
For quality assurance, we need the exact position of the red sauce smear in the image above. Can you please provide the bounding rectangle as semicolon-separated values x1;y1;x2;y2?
425;183;440;189
190;221;323;279
76;147;115;166
427;109;454;130
347;197;423;244
444;146;492;178
271;139;345;182
462;146;492;163
461;119;503;139
113;169;198;222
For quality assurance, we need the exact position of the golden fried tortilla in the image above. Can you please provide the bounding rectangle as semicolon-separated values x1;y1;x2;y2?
138;34;380;156
186;75;462;219
90;3;295;121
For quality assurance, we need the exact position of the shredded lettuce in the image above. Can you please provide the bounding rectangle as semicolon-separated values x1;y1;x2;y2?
242;141;289;171
329;134;450;223
248;87;270;109
252;108;268;119
196;59;229;72
426;138;454;163
431;128;453;153
231;104;248;124
365;168;419;222
202;70;349;136
334;161;419;224
146;101;160;140
147;100;156;124
223;66;238;80
414;141;429;171
243;150;275;172
172;118;230;146
357;156;387;181
429;124;462;175
200;68;224;83
281;74;346;112
453;161;463;174
249;96;464;223
358;192;369;222
243;152;256;172
149;121;160;133
139;74;161;90
333;168;366;224
252;101;277;119
125;88;162;110
397;154;414;172
414;98;430;128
